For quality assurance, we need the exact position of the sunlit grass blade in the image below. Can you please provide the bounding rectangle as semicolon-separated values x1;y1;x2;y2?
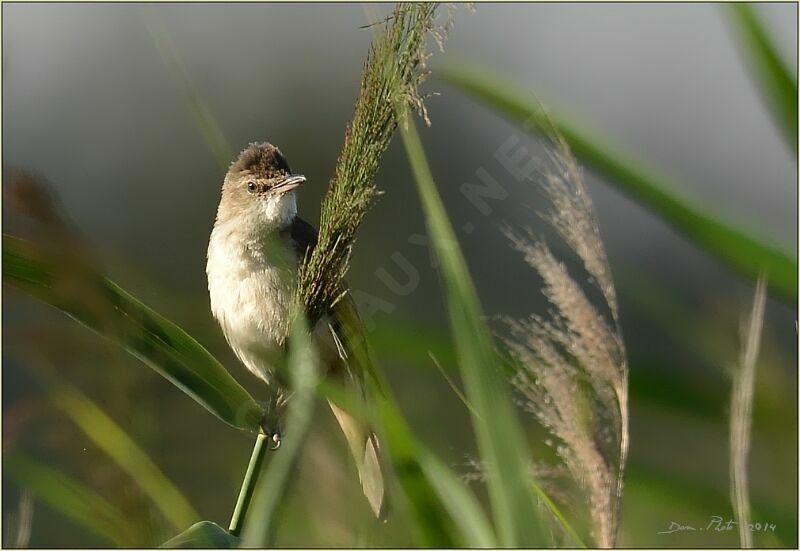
46;379;199;533
400;115;545;547
429;352;478;418
437;66;797;302
726;3;798;153
162;521;240;549
5;454;140;547
240;316;319;547
3;233;264;431
529;481;588;548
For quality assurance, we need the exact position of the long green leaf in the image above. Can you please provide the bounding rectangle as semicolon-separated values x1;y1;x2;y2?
5;454;140;547
726;3;798;153
3;234;264;431
400;116;545;547
437;67;797;302
48;380;200;532
240;316;319;547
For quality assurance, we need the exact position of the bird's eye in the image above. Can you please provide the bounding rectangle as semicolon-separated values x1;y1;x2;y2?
247;181;257;193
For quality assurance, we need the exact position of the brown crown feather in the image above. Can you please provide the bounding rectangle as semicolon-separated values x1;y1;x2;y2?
229;142;292;179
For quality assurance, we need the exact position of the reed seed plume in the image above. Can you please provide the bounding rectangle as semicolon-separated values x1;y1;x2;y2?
503;118;628;548
729;274;767;549
295;3;449;324
461;456;569;505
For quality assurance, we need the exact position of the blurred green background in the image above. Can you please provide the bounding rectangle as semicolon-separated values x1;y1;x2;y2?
3;3;797;548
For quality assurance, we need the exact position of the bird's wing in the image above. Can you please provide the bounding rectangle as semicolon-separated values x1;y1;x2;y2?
287;217;381;390
289;217;388;518
287;216;319;263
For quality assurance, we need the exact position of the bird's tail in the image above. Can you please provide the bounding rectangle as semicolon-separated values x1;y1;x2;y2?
328;398;387;520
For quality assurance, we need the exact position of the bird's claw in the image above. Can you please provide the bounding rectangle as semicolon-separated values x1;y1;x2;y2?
270;432;282;450
261;391;286;451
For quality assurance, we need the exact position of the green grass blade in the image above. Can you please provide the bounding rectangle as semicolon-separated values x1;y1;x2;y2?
3;234;264;431
240;316;319;547
416;450;498;548
726;3;798;153
5;454;139;547
429;352;479;418
437;67;797;302
162;521;240;549
400;116;545;547
530;481;588;548
48;380;200;532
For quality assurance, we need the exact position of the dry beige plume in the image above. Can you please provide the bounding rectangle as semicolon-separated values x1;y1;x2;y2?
729;274;767;549
504;121;628;548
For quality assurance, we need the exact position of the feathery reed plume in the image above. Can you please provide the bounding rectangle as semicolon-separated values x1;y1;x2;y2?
729;274;767;549
296;3;449;324
504;118;628;548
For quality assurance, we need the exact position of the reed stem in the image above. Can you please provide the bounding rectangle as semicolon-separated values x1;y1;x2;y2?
229;432;269;537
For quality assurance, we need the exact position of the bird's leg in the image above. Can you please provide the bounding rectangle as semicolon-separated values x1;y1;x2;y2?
261;388;290;450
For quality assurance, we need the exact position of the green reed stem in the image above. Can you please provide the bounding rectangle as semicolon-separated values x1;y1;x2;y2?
229;432;269;537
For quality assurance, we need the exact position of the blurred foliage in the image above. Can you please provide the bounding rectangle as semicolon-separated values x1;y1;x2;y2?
3;3;796;549
726;3;798;154
47;379;200;532
4;455;140;547
3;234;265;432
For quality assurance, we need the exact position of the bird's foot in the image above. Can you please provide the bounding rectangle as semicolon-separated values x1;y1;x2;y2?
261;391;289;450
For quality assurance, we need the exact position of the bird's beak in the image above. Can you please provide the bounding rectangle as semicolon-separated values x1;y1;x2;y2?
274;174;306;194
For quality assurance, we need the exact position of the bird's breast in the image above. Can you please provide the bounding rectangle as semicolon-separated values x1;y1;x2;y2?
206;225;297;382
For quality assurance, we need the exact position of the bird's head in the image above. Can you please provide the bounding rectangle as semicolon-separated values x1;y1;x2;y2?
217;142;306;231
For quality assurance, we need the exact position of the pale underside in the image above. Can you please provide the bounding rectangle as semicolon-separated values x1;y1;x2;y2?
207;216;340;384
